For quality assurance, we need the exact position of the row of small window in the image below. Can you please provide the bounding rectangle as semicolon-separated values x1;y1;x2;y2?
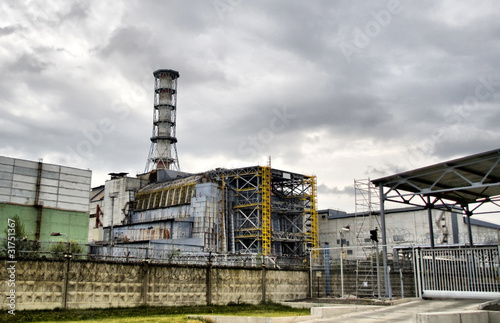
336;238;349;246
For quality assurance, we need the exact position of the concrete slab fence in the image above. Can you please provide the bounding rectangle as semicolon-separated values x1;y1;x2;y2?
0;258;309;310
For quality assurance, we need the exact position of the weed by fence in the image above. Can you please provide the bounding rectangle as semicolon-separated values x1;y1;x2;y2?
0;238;89;260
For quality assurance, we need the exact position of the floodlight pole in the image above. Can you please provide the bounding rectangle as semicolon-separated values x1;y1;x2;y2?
339;226;349;298
110;194;117;246
340;231;344;298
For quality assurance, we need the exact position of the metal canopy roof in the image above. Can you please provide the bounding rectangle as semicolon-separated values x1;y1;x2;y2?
372;148;500;205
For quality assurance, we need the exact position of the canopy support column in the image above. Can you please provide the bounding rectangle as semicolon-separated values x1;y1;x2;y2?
379;185;392;299
427;197;435;248
465;205;474;247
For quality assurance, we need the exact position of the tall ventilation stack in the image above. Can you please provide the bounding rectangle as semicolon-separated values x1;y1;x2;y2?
145;69;180;172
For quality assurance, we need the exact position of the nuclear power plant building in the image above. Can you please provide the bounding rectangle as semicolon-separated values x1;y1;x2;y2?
89;70;319;262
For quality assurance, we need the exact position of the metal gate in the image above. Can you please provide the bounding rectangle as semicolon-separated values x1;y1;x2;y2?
310;245;389;298
415;246;500;299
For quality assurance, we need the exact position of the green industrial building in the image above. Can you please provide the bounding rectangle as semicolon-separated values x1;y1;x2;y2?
0;156;91;253
0;204;89;244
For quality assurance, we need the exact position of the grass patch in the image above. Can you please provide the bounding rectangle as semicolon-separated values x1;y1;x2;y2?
1;303;310;322
30;315;204;323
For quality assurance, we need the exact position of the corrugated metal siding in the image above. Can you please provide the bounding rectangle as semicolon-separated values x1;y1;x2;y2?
0;156;91;212
0;204;89;243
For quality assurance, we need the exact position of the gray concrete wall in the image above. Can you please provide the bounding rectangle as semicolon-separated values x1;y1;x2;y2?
0;259;309;310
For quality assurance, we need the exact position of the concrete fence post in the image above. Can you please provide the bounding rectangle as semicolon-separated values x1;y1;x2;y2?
141;261;150;305
61;256;71;309
261;264;267;303
206;253;213;306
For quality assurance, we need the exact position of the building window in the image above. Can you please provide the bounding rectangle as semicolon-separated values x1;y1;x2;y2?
337;238;347;245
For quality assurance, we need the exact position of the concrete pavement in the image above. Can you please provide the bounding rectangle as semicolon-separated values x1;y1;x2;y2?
302;298;495;323
191;298;500;323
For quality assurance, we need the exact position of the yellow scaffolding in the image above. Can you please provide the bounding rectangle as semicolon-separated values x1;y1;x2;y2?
208;166;317;258
306;175;319;257
260;166;272;256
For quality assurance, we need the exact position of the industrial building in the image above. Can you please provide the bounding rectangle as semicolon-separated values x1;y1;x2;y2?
318;206;500;252
89;69;319;261
0;156;91;250
88;68;500;269
313;150;500;300
318;176;500;259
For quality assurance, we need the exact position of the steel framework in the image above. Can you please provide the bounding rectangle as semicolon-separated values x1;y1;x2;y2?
372;148;500;299
208;166;318;257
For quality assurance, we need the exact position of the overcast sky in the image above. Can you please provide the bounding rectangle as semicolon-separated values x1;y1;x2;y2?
1;1;500;219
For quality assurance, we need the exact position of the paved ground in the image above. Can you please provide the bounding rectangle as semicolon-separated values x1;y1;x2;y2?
302;298;488;322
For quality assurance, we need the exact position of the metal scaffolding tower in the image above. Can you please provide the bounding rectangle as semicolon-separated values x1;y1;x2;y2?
354;178;380;245
354;178;380;298
145;69;180;172
208;166;318;257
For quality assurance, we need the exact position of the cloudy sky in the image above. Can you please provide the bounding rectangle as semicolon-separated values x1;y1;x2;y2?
1;1;500;218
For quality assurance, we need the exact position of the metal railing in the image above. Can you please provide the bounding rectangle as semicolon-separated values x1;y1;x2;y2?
309;244;405;299
89;243;307;268
0;238;307;269
415;245;500;299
